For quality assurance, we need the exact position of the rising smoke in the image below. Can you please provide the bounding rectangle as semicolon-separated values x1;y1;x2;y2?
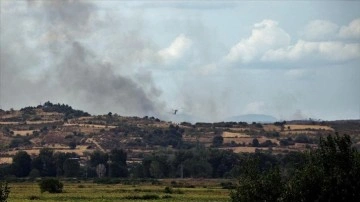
0;0;164;117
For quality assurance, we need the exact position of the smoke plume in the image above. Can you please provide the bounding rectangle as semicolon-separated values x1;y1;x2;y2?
0;0;164;117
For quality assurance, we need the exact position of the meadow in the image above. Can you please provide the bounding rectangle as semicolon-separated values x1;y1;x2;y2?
7;180;231;202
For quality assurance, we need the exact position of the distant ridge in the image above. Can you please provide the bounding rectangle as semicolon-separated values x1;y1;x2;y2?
225;114;277;123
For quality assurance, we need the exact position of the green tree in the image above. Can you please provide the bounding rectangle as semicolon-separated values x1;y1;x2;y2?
11;151;32;177
63;158;80;177
32;148;57;177
0;181;10;202
109;149;128;177
230;134;360;202
230;159;282;202
252;138;260;147
282;134;360;202
212;136;224;147
39;178;63;193
89;151;108;167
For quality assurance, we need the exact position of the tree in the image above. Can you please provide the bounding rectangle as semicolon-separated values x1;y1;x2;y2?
11;151;32;177
252;138;259;147
39;178;63;193
230;134;360;202
282;134;360;201
109;149;128;177
63;158;80;177
230;159;282;202
212;136;224;147
0;181;10;202
89;151;108;167
68;141;77;149
32;148;57;177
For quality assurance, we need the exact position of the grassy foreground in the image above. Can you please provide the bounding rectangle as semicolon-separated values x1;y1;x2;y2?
7;180;231;202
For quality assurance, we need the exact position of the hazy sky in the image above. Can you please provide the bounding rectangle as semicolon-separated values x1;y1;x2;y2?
1;1;359;121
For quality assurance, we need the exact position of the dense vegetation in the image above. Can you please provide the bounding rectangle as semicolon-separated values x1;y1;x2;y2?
231;134;360;202
0;145;315;180
0;181;9;202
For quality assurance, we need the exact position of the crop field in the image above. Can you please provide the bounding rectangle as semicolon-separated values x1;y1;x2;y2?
7;181;231;202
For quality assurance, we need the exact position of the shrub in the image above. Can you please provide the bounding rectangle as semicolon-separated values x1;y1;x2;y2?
164;186;173;194
0;181;10;202
39;178;63;193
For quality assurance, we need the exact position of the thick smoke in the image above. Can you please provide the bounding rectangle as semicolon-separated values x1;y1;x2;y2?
0;0;164;117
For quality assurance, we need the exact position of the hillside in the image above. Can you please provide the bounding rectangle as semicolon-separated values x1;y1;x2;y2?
1;102;360;166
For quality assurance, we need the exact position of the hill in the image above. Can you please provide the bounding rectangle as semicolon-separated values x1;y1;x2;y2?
0;102;359;166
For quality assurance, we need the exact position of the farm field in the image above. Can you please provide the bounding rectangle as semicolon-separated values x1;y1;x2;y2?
7;181;231;202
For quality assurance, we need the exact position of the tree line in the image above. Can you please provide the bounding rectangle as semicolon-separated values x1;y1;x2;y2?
1;146;312;180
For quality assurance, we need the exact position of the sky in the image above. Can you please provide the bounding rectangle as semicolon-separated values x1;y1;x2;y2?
0;0;360;122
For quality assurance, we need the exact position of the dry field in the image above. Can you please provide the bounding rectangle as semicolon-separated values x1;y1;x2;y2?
0;157;12;164
222;131;249;138
262;124;281;132
12;130;35;136
285;124;334;131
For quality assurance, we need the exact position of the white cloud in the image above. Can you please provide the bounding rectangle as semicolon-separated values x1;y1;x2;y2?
339;18;360;39
262;40;360;62
225;19;290;63
302;20;339;40
158;34;192;62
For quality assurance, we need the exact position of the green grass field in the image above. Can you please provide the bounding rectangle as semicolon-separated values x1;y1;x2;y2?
7;181;231;202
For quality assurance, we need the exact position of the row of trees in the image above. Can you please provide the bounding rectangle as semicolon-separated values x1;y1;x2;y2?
0;148;128;179
1;147;309;180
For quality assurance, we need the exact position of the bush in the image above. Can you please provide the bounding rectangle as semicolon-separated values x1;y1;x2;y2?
0;181;10;202
39;178;63;193
164;186;173;194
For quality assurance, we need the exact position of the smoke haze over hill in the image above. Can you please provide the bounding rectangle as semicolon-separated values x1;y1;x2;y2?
1;1;359;121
